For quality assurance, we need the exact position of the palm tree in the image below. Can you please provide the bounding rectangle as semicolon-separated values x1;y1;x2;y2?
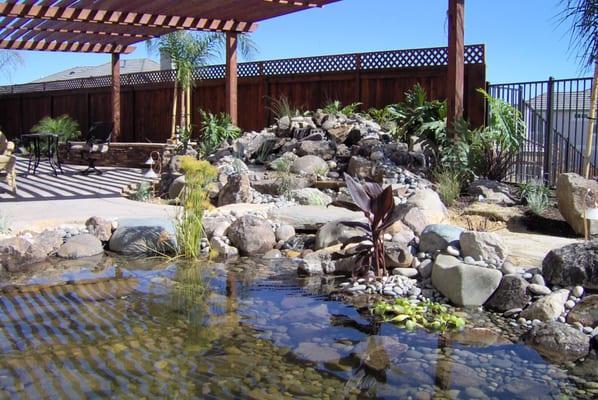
147;32;257;140
560;0;598;178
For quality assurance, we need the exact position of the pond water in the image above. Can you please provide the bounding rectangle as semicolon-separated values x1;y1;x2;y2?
0;258;596;399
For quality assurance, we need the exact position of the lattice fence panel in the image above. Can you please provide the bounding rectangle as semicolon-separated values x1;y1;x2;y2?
239;62;262;77
263;54;357;76
195;65;225;80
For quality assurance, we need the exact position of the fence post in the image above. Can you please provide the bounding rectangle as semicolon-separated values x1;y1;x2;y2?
543;77;555;185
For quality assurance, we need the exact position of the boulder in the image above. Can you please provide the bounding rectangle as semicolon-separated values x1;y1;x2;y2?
459;231;508;262
315;219;364;250
291;155;329;175
347;156;375;179
252;176;312;196
385;243;414;268
218;173;253;206
484;274;531;312
566;295;598;328
33;230;64;256
275;224;296;242
419;224;464;253
289;188;332;206
328;125;361;144
226;215;276;256
386;220;415;245
522;322;590;363
397;189;448;235
209;237;239;259
269;205;363;231
0;230;64;272
297;246;357;276
203;215;232;239
556;173;598;235
85;216;113;242
57;234;104;259
468;179;516;205
109;218;177;255
431;254;502;306
520;289;569;322
542;240;598;290
295;140;335;160
168;175;186;199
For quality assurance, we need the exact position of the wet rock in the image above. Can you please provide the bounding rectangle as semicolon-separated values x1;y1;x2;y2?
419;224;464;253
269;205;362;231
0;230;64;272
263;249;282;259
226;215;275;256
431;254;502;306
567;295;598;328
542;240;598;290
289;188;332;206
459;230;508;262
467;179;516;205
291;155;329;175
556;173;598;235
447;327;511;347
315;219;364;250
203;215;232;239
57;234;104;259
485;274;531;312
351;336;408;372
85;216;113;241
523;322;590;363
210;237;239;259
520;289;570;322
275;224;295;242
218;173;253;206
109;218;177;255
295;342;341;363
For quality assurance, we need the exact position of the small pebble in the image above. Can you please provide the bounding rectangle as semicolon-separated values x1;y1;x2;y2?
572;286;584;298
528;284;551;295
464;256;475;264
446;245;460;257
565;300;576;309
557;316;566;323
582;326;593;334
531;274;545;286
503;308;522;318
522;272;533;280
501;261;518;275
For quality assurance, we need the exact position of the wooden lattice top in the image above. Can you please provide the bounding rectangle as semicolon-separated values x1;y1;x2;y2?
0;45;486;95
0;0;341;54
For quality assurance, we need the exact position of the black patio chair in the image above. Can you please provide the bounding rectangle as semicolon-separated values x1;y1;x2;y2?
67;121;113;175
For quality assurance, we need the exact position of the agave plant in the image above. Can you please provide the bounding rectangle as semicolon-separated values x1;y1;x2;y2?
330;173;402;277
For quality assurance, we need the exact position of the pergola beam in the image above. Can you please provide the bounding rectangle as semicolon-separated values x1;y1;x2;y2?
447;0;465;136
0;24;158;39
263;0;320;7
0;2;258;33
0;38;135;53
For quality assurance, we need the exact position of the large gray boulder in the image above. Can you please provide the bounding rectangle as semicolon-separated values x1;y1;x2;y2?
431;254;502;306
397;189;449;235
269;205;363;231
520;289;569;322
57;234;104;259
542;240;598;290
109;218;177;255
291;155;329;175
459;231;508;262
419;224;464;253
218;173;253;206
523;322;590;363
315;220;363;250
484;274;531;312
226;215;275;256
566;295;598;328
556;173;598;235
468;179;516;205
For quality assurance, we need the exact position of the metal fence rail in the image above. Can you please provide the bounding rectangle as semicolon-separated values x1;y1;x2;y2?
489;77;597;185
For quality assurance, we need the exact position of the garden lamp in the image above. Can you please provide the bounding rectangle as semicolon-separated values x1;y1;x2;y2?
143;152;161;180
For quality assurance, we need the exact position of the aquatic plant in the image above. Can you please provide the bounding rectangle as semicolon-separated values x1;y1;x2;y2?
373;298;465;332
331;173;402;277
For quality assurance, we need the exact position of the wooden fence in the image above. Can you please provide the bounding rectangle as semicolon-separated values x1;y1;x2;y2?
0;45;486;142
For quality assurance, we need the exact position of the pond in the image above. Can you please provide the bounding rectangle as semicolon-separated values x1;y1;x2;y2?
0;257;596;399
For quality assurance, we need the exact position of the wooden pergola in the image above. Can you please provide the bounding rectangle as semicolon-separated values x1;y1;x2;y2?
0;0;467;140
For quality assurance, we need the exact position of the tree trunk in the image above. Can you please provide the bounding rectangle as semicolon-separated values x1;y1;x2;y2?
583;59;598;178
171;79;178;140
180;85;186;128
186;86;192;129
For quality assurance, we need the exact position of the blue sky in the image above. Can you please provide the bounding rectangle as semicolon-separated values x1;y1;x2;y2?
0;0;590;85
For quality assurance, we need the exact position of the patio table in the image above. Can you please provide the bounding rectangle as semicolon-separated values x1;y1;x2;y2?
21;132;63;176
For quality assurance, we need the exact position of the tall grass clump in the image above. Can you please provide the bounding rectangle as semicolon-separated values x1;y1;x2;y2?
433;169;462;206
519;180;551;215
176;156;218;259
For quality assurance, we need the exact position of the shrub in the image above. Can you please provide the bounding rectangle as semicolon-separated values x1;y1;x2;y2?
322;100;362;115
198;110;241;158
176;156;218;259
519;180;551;215
433;169;462;206
31;115;81;142
366;105;402;138
373;298;465;332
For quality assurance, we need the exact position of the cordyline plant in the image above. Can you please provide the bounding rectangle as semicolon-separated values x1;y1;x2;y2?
330;173;402;277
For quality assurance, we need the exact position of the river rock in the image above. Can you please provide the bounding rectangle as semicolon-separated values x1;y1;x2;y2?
566;295;598;328
459;230;508;262
419;224;464;253
203;215;232;239
291;155;330;175
385;243;414;268
485;274;531;312
542;240;598;290
351;336;408;372
295;342;341;363
523;321;590;363
295;140;335;160
57;234;104;259
226;215;275;256
431;254;502;306
109;218;177;255
520;289;570;322
467;179;516;205
275;224;296;242
269;205;363;231
85;216;113;241
210;237;239;259
289;188;332;206
218;173;253;206
315;219;364;250
556;172;598;235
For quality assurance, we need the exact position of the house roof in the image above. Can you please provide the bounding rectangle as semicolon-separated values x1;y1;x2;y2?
0;0;341;54
31;58;161;82
528;89;593;111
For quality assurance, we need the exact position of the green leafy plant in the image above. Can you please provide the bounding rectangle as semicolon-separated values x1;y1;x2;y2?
367;105;402;137
322;100;362;115
198;110;241;157
176;156;218;259
131;181;152;202
31;115;81;143
313;164;329;177
519;180;551;215
396;84;447;142
373;298;465;332
433;169;462;206
331;173;402;277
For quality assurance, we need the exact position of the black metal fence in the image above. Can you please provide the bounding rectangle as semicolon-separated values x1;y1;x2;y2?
488;77;597;185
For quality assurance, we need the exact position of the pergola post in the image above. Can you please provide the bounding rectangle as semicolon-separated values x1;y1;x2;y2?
225;31;238;125
447;0;465;137
111;52;121;141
